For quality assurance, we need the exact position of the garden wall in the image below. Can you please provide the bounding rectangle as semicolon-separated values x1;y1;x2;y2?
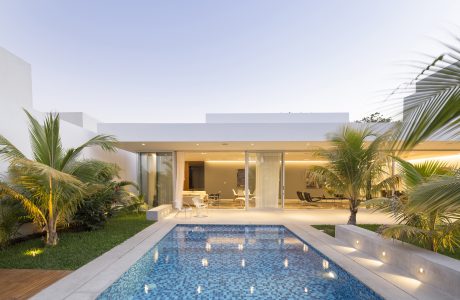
336;225;460;298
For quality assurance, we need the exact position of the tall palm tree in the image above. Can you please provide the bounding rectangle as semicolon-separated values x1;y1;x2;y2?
0;110;116;245
311;125;390;224
389;39;460;212
369;159;460;252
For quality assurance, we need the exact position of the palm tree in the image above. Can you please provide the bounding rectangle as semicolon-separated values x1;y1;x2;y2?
369;158;460;252
0;110;116;245
388;40;460;212
311;125;390;224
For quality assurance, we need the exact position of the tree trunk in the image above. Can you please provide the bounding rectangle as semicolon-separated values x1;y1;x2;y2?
347;200;358;225
45;222;58;246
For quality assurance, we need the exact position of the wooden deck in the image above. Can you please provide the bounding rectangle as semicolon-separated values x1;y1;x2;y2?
0;269;71;300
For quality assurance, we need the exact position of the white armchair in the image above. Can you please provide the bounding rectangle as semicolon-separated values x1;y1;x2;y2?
192;196;208;217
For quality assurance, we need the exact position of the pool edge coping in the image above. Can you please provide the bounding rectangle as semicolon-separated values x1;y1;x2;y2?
31;219;450;300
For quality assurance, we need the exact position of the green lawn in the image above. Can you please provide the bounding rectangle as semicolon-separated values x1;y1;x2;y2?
311;224;459;260
0;212;154;270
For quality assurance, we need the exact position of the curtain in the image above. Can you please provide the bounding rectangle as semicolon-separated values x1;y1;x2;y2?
147;153;157;207
255;153;281;208
174;151;185;209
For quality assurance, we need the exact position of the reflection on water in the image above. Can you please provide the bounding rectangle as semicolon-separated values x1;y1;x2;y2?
98;225;383;299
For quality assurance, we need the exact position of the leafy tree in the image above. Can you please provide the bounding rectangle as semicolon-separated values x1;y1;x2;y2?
0;110;116;246
368;158;460;252
387;39;460;214
73;164;140;230
357;112;392;123
311;126;391;224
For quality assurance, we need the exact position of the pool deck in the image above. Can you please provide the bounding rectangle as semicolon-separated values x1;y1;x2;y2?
31;209;456;300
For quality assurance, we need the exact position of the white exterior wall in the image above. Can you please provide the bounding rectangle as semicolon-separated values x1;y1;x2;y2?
0;47;138;184
205;112;349;123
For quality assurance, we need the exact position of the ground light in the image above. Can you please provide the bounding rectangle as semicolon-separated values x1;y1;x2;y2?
24;248;43;257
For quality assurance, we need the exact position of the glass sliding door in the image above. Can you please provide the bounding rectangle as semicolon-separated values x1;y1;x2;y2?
139;152;173;207
247;152;282;209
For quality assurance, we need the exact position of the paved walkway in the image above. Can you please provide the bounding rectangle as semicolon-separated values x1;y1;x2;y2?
0;269;71;300
31;209;456;300
170;208;396;225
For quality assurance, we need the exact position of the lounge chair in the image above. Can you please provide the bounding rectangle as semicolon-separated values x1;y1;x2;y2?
303;192;322;203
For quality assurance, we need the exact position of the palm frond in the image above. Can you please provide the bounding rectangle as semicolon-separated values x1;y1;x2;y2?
0;135;26;161
0;181;46;225
407;173;460;213
60;135;117;170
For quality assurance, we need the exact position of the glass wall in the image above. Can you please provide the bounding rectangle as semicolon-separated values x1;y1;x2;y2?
139;152;173;207
182;152;246;209
247;152;282;209
283;152;347;209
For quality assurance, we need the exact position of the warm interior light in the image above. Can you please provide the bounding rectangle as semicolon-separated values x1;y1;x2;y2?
419;267;424;274
141;143;146;146
196;143;200;146
382;251;386;257
355;240;360;245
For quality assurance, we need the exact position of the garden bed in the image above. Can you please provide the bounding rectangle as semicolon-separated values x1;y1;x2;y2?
0;212;154;270
311;224;460;260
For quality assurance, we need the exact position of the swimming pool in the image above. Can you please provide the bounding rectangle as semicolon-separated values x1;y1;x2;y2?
98;225;382;299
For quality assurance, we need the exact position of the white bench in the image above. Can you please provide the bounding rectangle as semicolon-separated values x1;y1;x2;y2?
146;204;173;221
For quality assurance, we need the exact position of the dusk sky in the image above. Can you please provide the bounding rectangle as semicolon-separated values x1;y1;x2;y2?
1;0;459;123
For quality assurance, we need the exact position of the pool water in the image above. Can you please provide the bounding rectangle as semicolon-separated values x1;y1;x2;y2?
98;225;382;299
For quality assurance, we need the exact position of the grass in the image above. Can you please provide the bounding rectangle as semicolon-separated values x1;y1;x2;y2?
0;212;154;270
311;224;460;260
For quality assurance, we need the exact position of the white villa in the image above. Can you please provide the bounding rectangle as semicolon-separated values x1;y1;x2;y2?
2;46;460;213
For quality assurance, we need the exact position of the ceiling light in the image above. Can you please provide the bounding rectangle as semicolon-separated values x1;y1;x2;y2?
141;143;146;146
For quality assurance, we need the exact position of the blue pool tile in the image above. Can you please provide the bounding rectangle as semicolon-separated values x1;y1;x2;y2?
97;225;382;300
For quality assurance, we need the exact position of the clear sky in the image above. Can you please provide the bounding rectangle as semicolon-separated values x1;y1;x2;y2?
0;0;459;123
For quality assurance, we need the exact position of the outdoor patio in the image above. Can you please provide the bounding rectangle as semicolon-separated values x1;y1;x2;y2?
168;208;396;225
